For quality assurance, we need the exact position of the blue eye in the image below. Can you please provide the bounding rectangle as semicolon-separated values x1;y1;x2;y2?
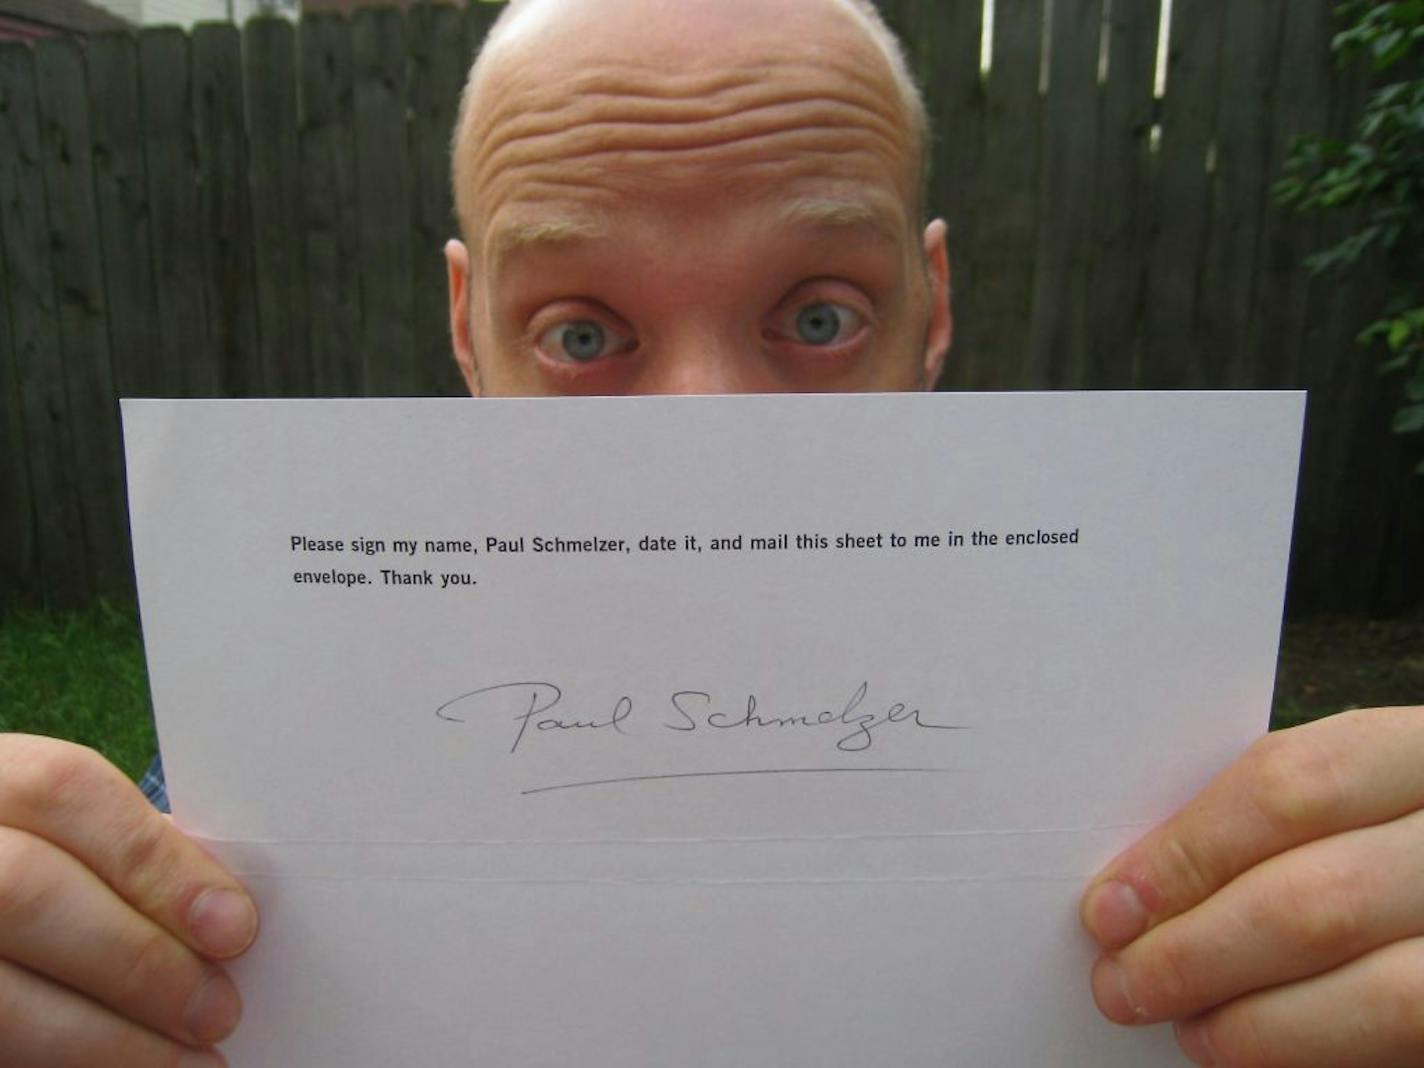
537;318;630;363
794;302;859;346
560;321;605;361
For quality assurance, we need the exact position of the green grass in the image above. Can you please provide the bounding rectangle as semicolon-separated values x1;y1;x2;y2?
0;601;156;782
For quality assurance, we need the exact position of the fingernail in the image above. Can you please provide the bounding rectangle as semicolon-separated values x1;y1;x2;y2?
1090;956;1142;1025
1085;880;1149;947
188;888;258;958
185;968;242;1044
1174;1020;1217;1066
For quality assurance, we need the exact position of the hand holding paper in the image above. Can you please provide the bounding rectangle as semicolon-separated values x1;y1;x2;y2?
121;390;1321;1066
6;390;1420;1067
0;734;253;1064
1083;705;1424;1067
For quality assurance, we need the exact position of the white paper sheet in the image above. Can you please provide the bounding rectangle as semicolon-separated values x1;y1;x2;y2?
123;391;1304;1066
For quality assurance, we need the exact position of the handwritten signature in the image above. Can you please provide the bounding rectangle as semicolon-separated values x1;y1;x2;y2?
435;681;967;754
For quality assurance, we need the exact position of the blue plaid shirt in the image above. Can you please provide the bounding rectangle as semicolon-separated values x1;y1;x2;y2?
139;753;171;814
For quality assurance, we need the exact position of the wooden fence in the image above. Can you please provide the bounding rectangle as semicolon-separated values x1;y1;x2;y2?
1;0;1421;613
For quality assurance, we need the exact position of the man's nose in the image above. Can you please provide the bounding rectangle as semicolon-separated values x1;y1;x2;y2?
631;338;777;395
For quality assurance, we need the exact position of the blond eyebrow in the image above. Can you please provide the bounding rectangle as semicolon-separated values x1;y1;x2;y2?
774;196;904;241
488;215;610;266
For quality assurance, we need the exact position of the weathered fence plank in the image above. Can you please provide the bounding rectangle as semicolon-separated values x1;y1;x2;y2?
1087;0;1158;388
0;42;89;604
409;3;471;398
87;32;163;399
1330;263;1417;614
246;17;311;396
1308;55;1420;614
1199;0;1285;389
904;0;983;392
1260;6;1335;611
193;23;262;397
1380;450;1424;614
0;191;35;601
1027;0;1103;388
1140;0;1225;389
352;8;418;395
140;28;212;396
34;36;131;599
1292;58;1387;614
963;0;1043;389
1251;6;1330;391
299;14;362;397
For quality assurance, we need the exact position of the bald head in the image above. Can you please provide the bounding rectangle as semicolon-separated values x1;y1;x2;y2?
451;0;928;249
442;0;951;398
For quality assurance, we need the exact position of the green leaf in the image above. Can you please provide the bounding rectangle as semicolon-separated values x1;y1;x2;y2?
1363;319;1388;340
1393;403;1424;433
1289;1;1423;454
1389;318;1414;350
1372;29;1404;66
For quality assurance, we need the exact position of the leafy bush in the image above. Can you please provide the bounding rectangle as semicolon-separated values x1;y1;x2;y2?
1276;1;1424;469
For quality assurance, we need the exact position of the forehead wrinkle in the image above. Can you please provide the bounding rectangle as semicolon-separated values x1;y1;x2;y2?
471;97;914;255
473;59;906;161
484;125;909;200
470;68;909;197
462;51;918;240
478;138;908;251
478;115;906;203
452;0;930;243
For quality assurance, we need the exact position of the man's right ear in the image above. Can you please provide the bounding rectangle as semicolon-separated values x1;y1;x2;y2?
919;219;952;391
445;239;482;397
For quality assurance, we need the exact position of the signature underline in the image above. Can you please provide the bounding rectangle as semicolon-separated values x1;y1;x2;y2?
522;767;968;796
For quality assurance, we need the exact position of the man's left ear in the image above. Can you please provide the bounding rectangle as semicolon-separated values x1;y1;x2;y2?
920;219;952;391
445;238;482;397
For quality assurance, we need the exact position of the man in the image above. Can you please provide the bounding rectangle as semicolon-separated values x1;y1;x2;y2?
0;1;1419;1065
